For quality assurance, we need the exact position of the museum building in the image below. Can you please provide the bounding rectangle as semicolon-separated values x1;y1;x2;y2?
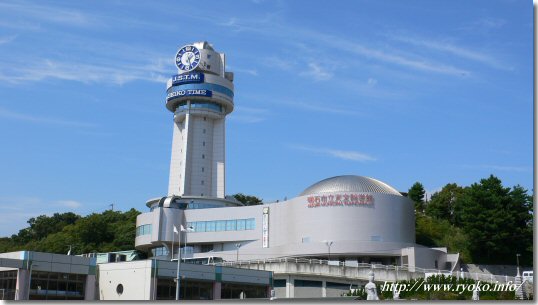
135;41;460;274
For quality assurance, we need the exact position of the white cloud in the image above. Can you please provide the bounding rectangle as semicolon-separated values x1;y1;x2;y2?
229;106;268;123
228;66;258;76
53;200;83;209
291;145;376;162
0;106;96;128
481;164;531;172
0;58;169;85
367;78;378;87
344;42;469;76
262;56;296;71
475;18;506;29
461;164;532;173
277;99;364;117
300;62;333;81
0;1;95;27
0;35;17;44
220;18;472;77
0;196;85;236
391;35;511;70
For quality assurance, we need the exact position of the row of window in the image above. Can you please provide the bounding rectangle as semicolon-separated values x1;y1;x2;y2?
149;202;225;212
188;202;223;209
136;224;152;237
151;246;194;257
177;102;222;113
187;218;255;233
138;218;254;237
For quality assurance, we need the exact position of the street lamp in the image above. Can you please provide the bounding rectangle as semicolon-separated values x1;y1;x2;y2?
173;226;182;300
235;243;242;262
516;253;521;276
325;241;333;262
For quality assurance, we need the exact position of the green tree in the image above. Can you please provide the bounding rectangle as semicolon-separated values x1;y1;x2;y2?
232;193;263;206
10;212;80;244
415;213;471;262
425;183;465;225
458;175;533;264
408;182;426;213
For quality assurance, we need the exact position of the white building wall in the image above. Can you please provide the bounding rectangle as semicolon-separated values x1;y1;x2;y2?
168;114;189;196
212;118;225;198
98;260;154;300
167;111;225;198
188;114;213;197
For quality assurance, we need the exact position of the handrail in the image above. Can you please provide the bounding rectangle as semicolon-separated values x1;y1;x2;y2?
214;257;517;284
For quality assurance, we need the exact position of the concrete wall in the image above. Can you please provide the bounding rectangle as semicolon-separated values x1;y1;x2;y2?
97;259;271;300
98;260;154;300
401;247;447;270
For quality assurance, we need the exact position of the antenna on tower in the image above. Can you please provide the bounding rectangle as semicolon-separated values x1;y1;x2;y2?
109;203;114;211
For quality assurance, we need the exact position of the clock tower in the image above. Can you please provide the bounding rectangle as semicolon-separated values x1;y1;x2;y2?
165;41;234;198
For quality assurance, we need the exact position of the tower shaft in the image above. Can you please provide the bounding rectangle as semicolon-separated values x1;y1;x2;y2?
168;109;225;197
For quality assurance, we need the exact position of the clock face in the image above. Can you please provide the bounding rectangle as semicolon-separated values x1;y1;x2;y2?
175;45;201;72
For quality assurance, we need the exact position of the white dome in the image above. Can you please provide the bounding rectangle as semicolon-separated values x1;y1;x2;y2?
300;175;402;196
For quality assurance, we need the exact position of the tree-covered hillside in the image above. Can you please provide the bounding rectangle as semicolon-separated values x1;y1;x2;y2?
0;209;140;255
411;175;533;266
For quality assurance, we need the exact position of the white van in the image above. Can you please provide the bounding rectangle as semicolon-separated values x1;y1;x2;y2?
522;271;533;283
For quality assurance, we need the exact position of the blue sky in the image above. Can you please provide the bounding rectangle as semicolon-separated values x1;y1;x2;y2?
0;0;533;237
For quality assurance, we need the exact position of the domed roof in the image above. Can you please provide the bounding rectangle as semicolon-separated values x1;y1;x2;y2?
299;175;402;196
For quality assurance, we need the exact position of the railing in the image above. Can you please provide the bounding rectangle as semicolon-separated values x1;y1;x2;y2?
214;257;516;284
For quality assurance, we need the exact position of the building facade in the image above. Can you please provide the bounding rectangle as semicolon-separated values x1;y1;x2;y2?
134;41;461;298
0;251;96;300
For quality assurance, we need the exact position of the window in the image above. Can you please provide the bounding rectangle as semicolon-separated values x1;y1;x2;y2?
202;154;205;159
202;167;204;172
326;282;350;289
273;279;286;288
151;246;168;257
226;220;236;231
201;180;204;185
246;218;256;230
206;221;216;232
203;129;206;134
216;220;226;231
196;221;206;232
136;224;152;236
236;219;246;231
204;117;206;121
203;141;205;146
